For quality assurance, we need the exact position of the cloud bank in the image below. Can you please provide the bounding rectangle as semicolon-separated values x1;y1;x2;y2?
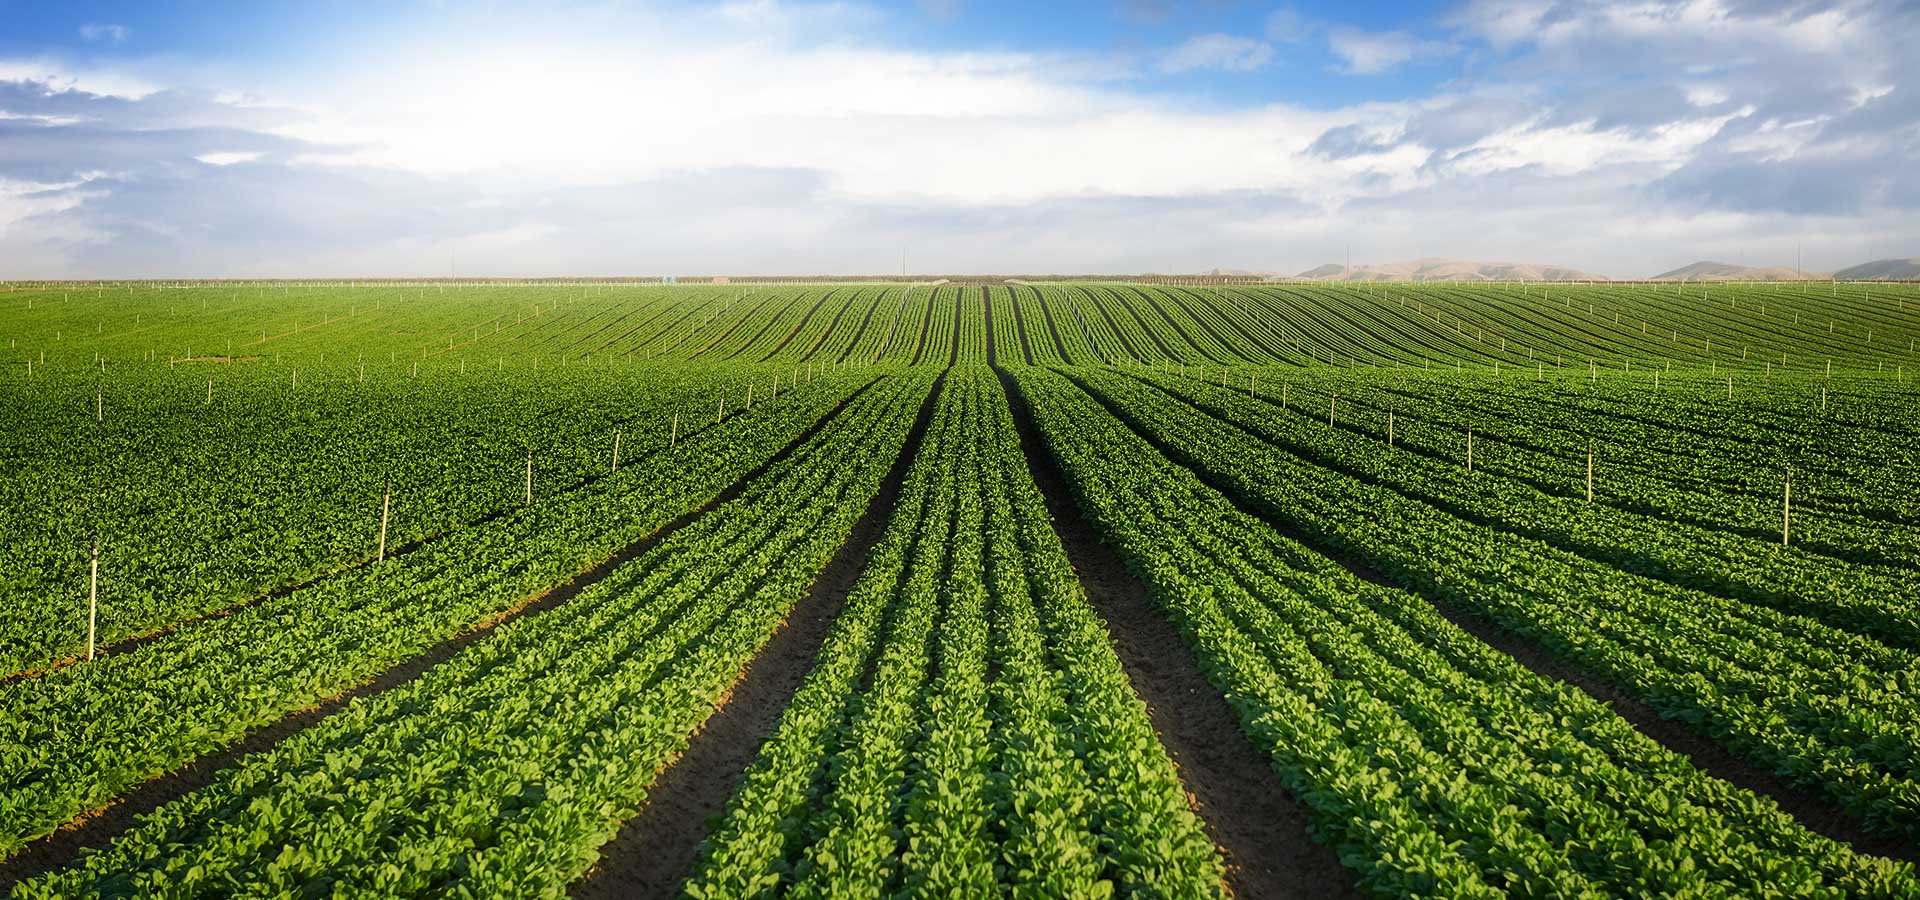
0;0;1914;278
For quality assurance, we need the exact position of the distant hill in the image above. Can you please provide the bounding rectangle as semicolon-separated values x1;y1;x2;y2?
1834;257;1920;280
1290;257;1608;282
1649;261;1826;281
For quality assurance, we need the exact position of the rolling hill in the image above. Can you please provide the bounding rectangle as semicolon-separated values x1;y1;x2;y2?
1292;257;1608;282
1834;257;1920;280
1649;261;1826;281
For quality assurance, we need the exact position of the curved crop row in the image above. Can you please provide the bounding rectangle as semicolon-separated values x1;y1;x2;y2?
11;373;936;899
1011;366;1916;896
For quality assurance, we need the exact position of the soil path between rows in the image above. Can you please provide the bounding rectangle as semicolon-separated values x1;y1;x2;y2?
0;378;885;895
570;370;945;899
996;366;1360;900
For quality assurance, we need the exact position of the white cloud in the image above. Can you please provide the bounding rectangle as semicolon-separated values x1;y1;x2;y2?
1686;84;1730;107
264;42;1208;202
78;23;130;45
1159;33;1275;74
0;59;156;99
1848;82;1894;108
1327;27;1452;75
195;151;265;166
0;0;1913;277
1452;0;1874;58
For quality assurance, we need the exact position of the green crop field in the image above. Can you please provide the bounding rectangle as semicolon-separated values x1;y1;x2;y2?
3;279;1918;897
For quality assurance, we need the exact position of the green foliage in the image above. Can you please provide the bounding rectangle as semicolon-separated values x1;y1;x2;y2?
685;369;1223;898
4;279;1919;896
10;373;934;898
1010;365;1917;896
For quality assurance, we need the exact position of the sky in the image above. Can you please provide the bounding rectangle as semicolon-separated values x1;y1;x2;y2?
0;0;1915;278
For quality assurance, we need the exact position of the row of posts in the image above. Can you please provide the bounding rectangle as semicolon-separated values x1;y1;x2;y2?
69;364;819;665
1220;367;1799;545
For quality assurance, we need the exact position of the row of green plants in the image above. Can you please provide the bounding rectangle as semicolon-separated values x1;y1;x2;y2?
686;368;1223;897
0;371;874;855
973;281;1919;372
1135;369;1920;649
1244;281;1908;372
10;373;935;899
10;283;1915;378
0;363;786;675
1340;373;1916;523
1063;367;1920;841
1317;373;1920;565
1011;365;1917;896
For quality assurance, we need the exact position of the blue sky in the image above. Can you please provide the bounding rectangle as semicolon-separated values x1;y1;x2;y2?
0;0;1914;277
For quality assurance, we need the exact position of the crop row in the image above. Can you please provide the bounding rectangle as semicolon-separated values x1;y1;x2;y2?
1303;373;1920;565
10;372;936;898
9;283;1917;377
1062;367;1920;840
0;363;807;675
957;282;1918;371
686;368;1223;897
1010;365;1917;895
1135;369;1920;650
0;372;872;854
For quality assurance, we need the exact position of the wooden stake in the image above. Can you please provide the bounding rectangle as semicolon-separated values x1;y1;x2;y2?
1586;442;1594;503
87;535;99;661
525;452;533;505
1466;429;1473;472
611;428;622;473
96;391;102;421
1387;409;1394;446
1782;468;1791;546
378;478;391;561
1329;392;1336;427
671;413;679;448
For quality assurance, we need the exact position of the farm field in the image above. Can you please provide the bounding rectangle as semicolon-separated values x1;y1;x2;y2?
2;280;1919;897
